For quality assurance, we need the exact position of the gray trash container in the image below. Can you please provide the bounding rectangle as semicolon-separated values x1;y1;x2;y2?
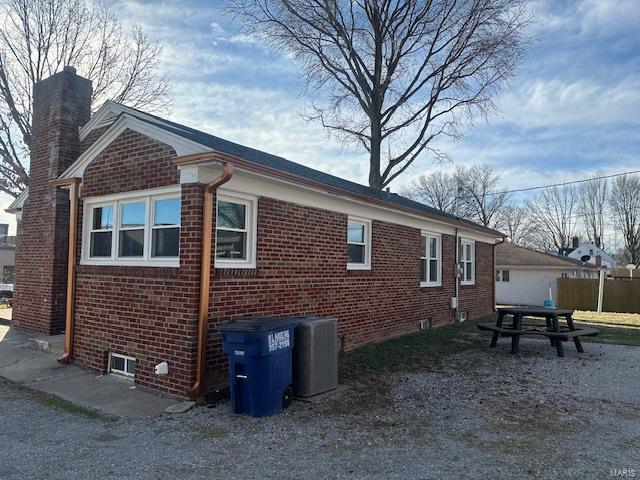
293;316;338;397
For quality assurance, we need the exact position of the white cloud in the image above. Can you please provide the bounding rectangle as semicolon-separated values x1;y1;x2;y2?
496;77;640;128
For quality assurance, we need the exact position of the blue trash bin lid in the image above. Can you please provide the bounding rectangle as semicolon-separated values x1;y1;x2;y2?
217;316;299;332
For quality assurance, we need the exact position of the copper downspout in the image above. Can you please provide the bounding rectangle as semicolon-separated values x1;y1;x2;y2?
51;177;81;364
188;162;234;399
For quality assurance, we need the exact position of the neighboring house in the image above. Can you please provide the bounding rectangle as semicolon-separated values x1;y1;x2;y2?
0;224;16;284
8;67;503;398
558;236;616;268
496;243;598;306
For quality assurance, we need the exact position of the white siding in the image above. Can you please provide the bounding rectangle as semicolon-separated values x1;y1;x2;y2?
496;268;570;306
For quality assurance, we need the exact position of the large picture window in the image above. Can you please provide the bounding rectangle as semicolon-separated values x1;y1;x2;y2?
83;187;181;267
215;192;257;269
420;232;441;286
347;217;371;270
459;238;475;285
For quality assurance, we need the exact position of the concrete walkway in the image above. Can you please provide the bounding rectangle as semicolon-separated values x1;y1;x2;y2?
0;320;182;418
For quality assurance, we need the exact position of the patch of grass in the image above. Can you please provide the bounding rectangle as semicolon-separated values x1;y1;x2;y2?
194;425;227;439
339;317;492;382
578;322;640;346
573;310;640;328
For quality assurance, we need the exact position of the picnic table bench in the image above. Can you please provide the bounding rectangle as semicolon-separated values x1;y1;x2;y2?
477;307;599;357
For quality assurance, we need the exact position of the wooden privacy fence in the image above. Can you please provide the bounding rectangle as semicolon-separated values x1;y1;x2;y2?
557;278;640;313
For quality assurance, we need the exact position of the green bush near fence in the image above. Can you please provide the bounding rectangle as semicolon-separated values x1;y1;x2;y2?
557;278;640;313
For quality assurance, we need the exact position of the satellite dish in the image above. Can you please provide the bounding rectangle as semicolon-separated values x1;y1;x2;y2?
580;255;591;263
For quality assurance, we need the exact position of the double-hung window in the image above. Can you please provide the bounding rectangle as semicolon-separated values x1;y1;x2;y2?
83;187;181;267
420;232;441;286
459;238;475;285
347;217;371;270
215;192;257;268
89;204;113;257
118;201;145;258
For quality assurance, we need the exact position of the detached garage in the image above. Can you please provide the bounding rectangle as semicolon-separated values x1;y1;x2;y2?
495;243;597;307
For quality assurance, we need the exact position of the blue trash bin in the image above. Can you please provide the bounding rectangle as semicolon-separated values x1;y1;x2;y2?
217;317;299;417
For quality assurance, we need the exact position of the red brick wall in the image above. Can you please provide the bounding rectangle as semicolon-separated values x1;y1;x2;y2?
73;130;200;396
204;196;495;389
13;68;92;334
71;130;494;397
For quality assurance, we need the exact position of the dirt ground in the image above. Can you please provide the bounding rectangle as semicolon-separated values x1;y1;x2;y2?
1;337;638;480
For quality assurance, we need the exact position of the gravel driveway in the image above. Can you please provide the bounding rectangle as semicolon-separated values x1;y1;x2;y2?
1;338;638;480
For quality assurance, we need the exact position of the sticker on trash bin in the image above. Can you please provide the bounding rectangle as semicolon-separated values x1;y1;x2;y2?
268;330;290;352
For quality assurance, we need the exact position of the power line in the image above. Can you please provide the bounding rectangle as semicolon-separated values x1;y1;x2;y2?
482;169;640;198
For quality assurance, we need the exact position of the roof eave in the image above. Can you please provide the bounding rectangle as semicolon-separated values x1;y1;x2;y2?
173;152;505;239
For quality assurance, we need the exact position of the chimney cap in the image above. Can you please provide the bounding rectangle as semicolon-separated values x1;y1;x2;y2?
63;65;77;74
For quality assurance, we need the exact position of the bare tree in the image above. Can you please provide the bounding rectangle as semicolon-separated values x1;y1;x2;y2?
610;174;640;266
500;202;533;247
526;184;578;252
457;165;509;229
578;174;607;249
229;0;530;189
0;0;170;197
400;169;462;215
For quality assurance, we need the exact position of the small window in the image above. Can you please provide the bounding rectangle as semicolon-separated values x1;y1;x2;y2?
420;232;441;286
152;197;181;257
496;270;501;282
502;270;510;282
347;218;371;270
109;353;135;377
89;205;113;257
215;193;257;268
459;238;475;285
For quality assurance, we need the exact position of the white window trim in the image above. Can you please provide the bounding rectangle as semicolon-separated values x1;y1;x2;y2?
420;231;442;287
108;352;136;378
214;190;258;269
347;216;372;270
460;238;475;285
81;186;181;267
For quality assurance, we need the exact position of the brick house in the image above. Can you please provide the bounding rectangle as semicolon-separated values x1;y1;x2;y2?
9;67;503;398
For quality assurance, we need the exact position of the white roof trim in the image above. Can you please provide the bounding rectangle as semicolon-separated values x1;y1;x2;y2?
61;113;210;179
79;101;194;141
7;188;28;211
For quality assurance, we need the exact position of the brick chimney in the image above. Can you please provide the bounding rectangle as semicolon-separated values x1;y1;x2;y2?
13;66;92;334
572;236;580;249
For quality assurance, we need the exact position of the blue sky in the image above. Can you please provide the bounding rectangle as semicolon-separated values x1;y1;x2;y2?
2;0;639;235
116;0;638;190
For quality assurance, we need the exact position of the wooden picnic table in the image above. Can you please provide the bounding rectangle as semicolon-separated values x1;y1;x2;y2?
477;307;599;357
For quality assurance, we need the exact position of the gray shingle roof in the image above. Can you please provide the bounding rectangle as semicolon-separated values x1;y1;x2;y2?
114;104;502;237
496;243;597;268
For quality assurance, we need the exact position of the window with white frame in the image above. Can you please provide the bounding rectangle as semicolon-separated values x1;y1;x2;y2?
89;204;113;257
420;232;441;286
347;218;371;269
109;352;135;377
215;192;257;268
459;238;475;284
83;187;181;266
